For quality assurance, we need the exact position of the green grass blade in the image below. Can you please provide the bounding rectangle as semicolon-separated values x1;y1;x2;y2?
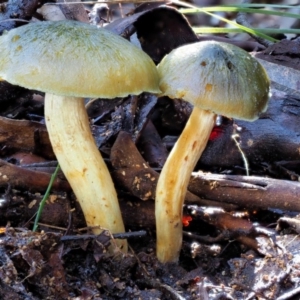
171;1;277;42
222;4;300;9
193;27;300;35
180;7;300;20
33;164;60;232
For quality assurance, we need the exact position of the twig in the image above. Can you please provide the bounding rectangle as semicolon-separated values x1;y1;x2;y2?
48;0;164;4
189;172;300;212
113;230;147;239
136;277;186;300
60;230;147;241
0;19;30;23
236;0;273;47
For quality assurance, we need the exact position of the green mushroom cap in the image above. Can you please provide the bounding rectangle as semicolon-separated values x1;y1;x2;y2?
0;20;160;98
157;41;270;121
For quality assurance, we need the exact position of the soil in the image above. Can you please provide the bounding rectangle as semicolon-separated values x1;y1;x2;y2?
0;2;300;300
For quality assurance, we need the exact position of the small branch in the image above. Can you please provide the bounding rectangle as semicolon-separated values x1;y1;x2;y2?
189;172;300;212
136;278;186;300
236;0;273;48
0;158;70;192
60;230;147;242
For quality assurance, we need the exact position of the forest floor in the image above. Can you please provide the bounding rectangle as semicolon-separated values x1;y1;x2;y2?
0;1;300;299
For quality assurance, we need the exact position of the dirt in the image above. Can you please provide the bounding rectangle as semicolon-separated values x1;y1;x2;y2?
0;2;300;300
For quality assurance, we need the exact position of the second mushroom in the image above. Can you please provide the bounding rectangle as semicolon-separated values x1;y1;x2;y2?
155;41;270;263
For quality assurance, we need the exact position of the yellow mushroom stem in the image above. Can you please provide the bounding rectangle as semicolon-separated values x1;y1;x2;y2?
45;94;127;252
155;107;216;262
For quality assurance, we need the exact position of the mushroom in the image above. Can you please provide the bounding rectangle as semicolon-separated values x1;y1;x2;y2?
0;20;160;252
155;40;270;262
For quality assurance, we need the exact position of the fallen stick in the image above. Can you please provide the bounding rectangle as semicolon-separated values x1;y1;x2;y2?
189;172;300;212
0;159;70;192
0;117;54;159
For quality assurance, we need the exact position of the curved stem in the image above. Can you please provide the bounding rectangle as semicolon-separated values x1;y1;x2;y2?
44;94;127;252
155;107;215;262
